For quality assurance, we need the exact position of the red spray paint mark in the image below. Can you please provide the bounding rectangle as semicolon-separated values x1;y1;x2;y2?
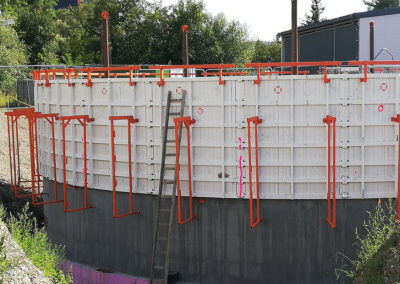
73;106;76;113
176;87;183;95
274;86;282;95
378;105;384;112
380;82;388;91
197;107;204;115
101;88;107;95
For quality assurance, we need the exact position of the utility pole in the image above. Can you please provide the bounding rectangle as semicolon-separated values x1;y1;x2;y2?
182;25;189;77
101;11;110;77
291;0;298;74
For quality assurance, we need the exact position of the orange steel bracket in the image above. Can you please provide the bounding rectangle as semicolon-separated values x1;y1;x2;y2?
26;113;63;206
323;115;337;229
247;116;263;228
173;116;196;225
391;114;400;221
109;116;140;218
5;108;41;198
59;115;95;213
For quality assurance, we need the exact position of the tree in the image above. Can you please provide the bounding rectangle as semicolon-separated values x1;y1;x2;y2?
363;0;399;10
252;40;281;63
0;13;28;95
0;0;61;64
303;0;326;25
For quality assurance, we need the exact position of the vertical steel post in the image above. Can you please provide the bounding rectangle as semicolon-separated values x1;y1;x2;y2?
101;11;110;78
370;21;375;61
182;25;189;77
291;0;298;75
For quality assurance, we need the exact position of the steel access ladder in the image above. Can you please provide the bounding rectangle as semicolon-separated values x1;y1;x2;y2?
150;90;186;284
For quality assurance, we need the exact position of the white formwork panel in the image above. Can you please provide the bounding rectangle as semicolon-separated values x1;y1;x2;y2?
35;75;400;200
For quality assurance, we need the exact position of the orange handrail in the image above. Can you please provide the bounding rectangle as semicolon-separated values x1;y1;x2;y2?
109;116;140;218
247;116;263;228
173;116;196;225
323;115;336;229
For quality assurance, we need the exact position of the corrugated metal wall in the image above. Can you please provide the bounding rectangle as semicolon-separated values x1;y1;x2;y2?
35;74;399;200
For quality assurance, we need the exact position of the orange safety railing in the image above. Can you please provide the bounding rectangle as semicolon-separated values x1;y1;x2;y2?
27;113;63;206
59;115;95;213
347;60;400;82
109;116;140;218
173;116;196;225
391;114;400;221
149;64;236;86
6;108;38;198
245;61;342;84
323;115;337;229
247;116;263;228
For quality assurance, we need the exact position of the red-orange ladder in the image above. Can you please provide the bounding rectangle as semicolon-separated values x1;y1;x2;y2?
247;116;263;228
59;115;95;213
323;115;337;229
173;116;196;225
109;116;140;218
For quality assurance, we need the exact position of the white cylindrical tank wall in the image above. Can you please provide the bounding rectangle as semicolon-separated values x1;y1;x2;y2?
35;74;400;200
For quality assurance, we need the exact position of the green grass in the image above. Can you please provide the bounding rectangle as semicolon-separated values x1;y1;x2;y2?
0;204;72;283
336;200;400;283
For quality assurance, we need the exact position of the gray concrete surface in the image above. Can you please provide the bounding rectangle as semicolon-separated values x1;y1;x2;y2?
43;178;379;284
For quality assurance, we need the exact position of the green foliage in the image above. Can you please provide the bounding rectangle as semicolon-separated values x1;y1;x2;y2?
3;204;72;284
302;0;326;25
252;40;281;63
0;12;28;96
363;0;400;10
336;201;400;283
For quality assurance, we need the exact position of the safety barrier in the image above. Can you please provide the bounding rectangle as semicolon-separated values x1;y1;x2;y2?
173;116;196;225
59;115;95;213
323;115;337;229
247;116;263;228
109;116;140;218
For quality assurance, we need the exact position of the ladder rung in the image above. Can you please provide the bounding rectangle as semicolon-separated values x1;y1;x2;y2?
156;250;167;256
163;180;174;184
167;126;174;129
153;265;164;270
164;166;175;171
166;139;175;143
169;112;181;116
170;99;182;103
165;153;175;156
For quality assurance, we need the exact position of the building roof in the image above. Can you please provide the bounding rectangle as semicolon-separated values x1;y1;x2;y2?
278;7;400;38
56;0;80;9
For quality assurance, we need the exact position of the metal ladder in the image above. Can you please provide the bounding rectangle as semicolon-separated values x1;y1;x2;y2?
150;90;186;284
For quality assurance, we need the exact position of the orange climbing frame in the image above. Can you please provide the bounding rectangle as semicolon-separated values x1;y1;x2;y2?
5;108;40;198
109;116;140;218
59;115;95;213
391;114;400;221
323;115;337;229
173;116;196;225
26;113;63;206
247;116;263;228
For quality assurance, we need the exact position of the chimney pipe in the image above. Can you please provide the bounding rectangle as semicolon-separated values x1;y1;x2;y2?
101;11;110;77
370;21;375;61
182;25;189;77
291;0;298;75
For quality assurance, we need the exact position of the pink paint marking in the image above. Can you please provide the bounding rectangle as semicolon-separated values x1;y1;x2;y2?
238;137;242;149
378;104;384;112
73;106;76;113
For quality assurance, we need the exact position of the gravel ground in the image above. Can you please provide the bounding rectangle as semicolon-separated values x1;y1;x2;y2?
0;109;32;184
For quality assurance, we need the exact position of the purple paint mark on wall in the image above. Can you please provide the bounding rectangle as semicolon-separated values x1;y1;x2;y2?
238;137;243;198
62;261;156;284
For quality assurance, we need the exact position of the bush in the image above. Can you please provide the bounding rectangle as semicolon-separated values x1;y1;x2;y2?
0;204;72;283
337;200;400;283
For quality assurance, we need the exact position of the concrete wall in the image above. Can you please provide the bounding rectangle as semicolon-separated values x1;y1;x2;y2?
43;178;380;284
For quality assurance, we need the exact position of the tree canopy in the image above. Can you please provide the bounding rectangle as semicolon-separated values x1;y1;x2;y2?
302;0;326;25
363;0;400;10
0;0;259;66
252;40;281;63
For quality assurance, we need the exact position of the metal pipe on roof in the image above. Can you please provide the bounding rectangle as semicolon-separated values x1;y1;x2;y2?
182;25;189;77
370;21;375;61
101;11;110;78
291;0;298;74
